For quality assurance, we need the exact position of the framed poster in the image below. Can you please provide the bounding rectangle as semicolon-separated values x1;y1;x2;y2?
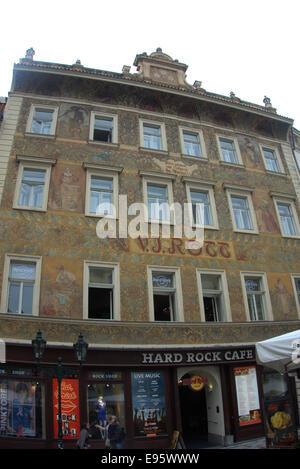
264;398;297;448
234;366;262;426
131;371;167;437
52;378;80;439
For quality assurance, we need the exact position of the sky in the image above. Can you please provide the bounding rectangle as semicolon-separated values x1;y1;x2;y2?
1;0;299;128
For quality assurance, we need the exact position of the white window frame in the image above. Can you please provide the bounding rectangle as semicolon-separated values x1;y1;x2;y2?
291;274;300;318
0;254;42;316
259;144;285;174
196;269;232;322
83;261;120;320
26;104;58;136
271;193;300;239
83;163;123;218
240;272;273;322
216;134;243;166
179;126;207;159
89;111;118;144
147;266;184;322
141;171;175;224
225;185;258;234
184;178;219;230
13;156;56;212
139;119;167;152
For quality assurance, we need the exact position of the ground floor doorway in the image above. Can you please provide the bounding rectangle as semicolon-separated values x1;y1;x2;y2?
178;372;208;446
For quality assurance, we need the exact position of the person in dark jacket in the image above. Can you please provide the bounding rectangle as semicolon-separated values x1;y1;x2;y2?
107;416;124;449
77;423;91;449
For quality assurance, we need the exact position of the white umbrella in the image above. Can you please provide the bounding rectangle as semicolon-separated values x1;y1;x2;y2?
256;329;300;373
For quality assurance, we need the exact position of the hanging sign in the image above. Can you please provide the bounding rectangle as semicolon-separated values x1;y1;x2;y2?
52;378;80;439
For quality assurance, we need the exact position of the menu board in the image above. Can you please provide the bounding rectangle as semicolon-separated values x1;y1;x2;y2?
234;366;262;426
52;378;80;439
131;372;167;437
264;398;297;448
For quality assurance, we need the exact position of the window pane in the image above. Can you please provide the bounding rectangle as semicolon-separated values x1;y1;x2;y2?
10;262;36;280
263;149;279;172
231;196;253;230
220;139;238;163
152;273;174;289
201;274;220;291
190;190;212;225
89;267;113;284
183;132;201;157
245;278;261;292
154;294;173;321
87;382;125;440
19;169;46;208
88;287;113;319
278;203;297;235
31;109;54;134
147;184;169;221
203;296;220;322
21;284;34;315
90;191;113;214
0;379;45;438
93;117;113;142
143;124;162;150
8;283;20;313
91;177;113;191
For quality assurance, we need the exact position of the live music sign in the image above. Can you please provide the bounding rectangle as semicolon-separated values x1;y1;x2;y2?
141;348;255;365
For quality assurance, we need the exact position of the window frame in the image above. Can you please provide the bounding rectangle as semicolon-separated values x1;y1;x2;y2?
196;269;232;322
83;261;120;321
259;144;285;174
216;134;243;166
291;274;300;318
147;266;184;322
26;104;58;136
179;126;207;159
89;111;118;144
139;119;167;152
240;271;273;322
0;254;42;316
271;193;300;239
13;156;56;212
224;185;258;234
141;172;175;224
184;178;219;230
83;163;123;218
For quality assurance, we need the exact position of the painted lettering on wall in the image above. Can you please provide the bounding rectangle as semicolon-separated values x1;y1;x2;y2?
136;237;232;258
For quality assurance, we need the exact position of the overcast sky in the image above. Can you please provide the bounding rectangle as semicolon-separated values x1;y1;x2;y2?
1;0;299;128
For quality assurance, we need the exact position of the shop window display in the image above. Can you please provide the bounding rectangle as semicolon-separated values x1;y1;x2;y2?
87;381;125;440
0;379;45;438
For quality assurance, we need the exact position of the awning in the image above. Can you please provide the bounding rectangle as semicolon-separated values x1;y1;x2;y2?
256;329;300;373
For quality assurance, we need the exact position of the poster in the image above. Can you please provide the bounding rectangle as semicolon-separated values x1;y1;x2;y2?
52;378;80;439
234;366;262;426
0;379;36;437
264;398;297;448
131;372;167;437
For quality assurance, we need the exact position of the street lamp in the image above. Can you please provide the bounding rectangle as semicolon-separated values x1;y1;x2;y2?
73;333;88;365
32;331;88;449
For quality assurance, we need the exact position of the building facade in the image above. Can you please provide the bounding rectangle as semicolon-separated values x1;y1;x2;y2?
0;48;299;449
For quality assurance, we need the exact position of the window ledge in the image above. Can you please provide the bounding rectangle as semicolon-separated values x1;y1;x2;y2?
220;161;245;169
265;170;287;177
25;132;56;139
12;206;47;213
88;140;119;148
139;147;169;156
181;154;208;162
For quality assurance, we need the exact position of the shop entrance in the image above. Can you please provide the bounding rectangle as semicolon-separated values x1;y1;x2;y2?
178;373;208;445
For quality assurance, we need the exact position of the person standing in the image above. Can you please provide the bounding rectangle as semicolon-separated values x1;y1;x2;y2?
76;423;91;449
107;416;124;449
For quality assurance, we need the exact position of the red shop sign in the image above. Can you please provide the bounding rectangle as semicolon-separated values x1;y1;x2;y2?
52;378;80;439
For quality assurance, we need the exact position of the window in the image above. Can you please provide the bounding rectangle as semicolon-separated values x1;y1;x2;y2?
260;145;284;173
197;270;231;322
184;179;218;229
83;262;120;320
84;163;122;218
147;267;184;322
225;185;258;233
141;172;175;224
26;105;58;136
294;151;300;172
0;378;46;439
0;254;42;316
291;275;300;317
140;120;167;151
89;112;118;144
241;272;273;321
13;156;56;211
272;194;300;238
180;128;206;158
217;136;243;165
87;375;125;441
